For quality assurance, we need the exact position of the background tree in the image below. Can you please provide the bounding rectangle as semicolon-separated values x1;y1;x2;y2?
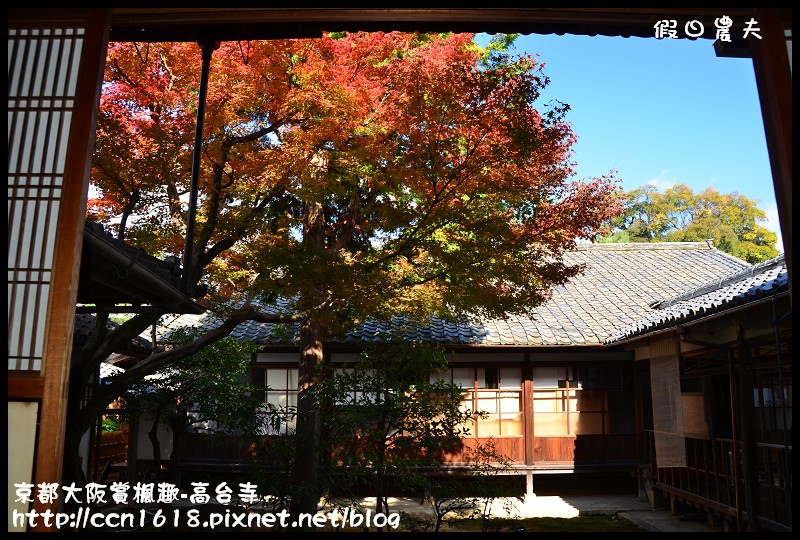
314;342;478;523
424;441;517;533
598;183;779;263
118;328;261;485
75;32;623;516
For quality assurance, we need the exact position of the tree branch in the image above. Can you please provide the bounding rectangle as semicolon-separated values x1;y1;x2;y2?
84;304;322;423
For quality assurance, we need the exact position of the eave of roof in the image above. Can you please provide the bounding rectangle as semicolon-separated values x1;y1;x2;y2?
78;222;206;315
605;254;787;344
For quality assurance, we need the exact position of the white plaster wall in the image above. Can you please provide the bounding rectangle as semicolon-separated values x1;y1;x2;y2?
7;402;38;532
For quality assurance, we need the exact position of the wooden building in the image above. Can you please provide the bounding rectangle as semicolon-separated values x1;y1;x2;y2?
606;253;791;531
168;241;753;498
8;8;791;532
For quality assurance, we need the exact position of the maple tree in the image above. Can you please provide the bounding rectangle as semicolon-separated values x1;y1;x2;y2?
76;32;623;517
598;183;779;263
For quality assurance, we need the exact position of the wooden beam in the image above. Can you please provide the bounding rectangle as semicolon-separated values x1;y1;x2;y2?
7;377;45;400
104;8;760;42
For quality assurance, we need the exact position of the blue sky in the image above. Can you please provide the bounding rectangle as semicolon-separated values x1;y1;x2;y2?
476;33;783;252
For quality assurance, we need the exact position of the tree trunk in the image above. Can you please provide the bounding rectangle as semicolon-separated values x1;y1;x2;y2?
374;403;388;520
290;316;325;525
290;197;327;527
169;412;188;487
62;309;162;493
374;442;388;532
61;426;88;515
61;346;102;497
148;406;163;480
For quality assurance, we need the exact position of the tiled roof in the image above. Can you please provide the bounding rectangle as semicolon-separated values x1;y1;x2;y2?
605;253;787;344
160;242;750;347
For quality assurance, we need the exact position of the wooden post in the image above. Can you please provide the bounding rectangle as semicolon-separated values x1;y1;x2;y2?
737;328;759;531
127;416;139;484
522;351;535;500
727;349;744;531
750;9;792;305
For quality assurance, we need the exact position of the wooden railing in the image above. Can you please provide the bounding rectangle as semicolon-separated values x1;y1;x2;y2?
645;431;739;506
753;441;793;528
178;432;635;471
441;437;524;464
643;430;792;531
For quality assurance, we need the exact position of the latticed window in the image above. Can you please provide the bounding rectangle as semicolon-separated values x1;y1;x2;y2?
436;367;523;437
531;366;629;436
253;366;298;433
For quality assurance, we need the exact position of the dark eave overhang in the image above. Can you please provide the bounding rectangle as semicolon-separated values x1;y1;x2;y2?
11;7;786;43
106;8;764;41
97;8;768;43
77;225;206;315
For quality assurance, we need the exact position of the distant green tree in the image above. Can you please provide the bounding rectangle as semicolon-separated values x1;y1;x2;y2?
119;327;261;484
314;341;481;524
101;416;121;433
598;184;779;263
425;441;517;533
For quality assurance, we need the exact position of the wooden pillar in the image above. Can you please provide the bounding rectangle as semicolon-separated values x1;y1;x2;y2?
127;416;139;485
737;328;760;531
727;348;745;532
750;9;792;304
634;361;649;500
522;351;535;500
